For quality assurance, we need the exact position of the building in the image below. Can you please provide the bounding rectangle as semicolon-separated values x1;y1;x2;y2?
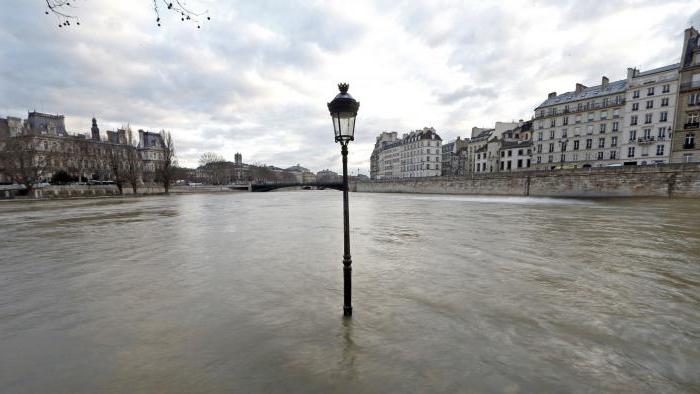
0;111;165;183
672;27;700;163
473;121;533;173
621;65;679;165
284;164;316;183
441;137;469;176
533;76;628;169
316;169;340;182
370;127;442;179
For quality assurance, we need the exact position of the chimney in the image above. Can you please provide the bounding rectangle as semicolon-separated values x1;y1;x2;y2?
548;92;557;99
138;129;145;147
601;76;609;87
575;83;586;93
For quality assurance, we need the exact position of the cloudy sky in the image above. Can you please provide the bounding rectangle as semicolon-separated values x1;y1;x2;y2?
1;1;699;173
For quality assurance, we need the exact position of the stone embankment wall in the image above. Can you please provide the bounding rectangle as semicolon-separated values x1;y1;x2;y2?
352;163;700;198
0;184;244;200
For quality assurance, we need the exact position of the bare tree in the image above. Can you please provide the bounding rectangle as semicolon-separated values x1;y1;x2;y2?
157;130;176;194
198;152;228;185
44;0;211;29
0;136;50;195
125;128;143;194
105;143;126;195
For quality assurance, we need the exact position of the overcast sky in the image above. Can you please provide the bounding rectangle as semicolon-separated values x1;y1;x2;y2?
1;1;699;172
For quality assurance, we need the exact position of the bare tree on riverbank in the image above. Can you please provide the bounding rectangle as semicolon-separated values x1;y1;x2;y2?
105;144;126;195
0;136;49;195
157;130;176;194
125;128;143;194
198;152;229;185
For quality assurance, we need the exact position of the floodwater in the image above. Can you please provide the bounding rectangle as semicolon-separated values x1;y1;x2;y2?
0;192;699;393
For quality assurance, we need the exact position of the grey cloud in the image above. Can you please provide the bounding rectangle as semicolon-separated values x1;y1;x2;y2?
437;86;498;105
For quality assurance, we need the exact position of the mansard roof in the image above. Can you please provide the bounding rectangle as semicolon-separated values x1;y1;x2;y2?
536;79;627;109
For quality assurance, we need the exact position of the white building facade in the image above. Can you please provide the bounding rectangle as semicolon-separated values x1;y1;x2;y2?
371;127;442;179
622;65;679;165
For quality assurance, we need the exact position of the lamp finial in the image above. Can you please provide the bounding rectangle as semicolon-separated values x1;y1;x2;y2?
338;83;349;93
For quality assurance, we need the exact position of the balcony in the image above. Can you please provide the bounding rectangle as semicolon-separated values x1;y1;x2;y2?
680;81;700;92
684;143;696;149
685;122;700;130
637;137;655;144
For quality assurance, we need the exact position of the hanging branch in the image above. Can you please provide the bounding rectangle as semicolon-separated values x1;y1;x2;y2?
44;0;212;29
45;0;80;28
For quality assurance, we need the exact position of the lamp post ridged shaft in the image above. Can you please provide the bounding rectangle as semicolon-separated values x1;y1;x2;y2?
341;142;352;316
327;82;359;317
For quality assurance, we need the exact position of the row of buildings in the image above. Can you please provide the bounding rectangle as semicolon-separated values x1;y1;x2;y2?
0;111;166;184
370;27;700;179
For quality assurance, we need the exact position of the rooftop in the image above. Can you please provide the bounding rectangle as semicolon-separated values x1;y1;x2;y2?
536;79;627;109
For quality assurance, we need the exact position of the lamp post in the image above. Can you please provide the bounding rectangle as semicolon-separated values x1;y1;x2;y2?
327;82;360;317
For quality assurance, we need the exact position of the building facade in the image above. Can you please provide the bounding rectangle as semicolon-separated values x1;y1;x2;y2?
672;27;700;163
370;127;442;179
0;112;165;184
622;65;678;165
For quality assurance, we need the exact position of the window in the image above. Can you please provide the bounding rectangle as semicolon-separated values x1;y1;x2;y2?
632;103;639;111
685;133;695;148
610;151;617;160
600;111;608;120
629;130;637;141
597;151;604;160
644;114;652;124
517;159;523;168
662;84;670;93
550;130;555;139
611;136;618;147
647;87;655;96
562;129;568;138
561;141;568;152
563;116;569;125
508;150;512;157
518;149;523;155
598;138;605;148
661;98;669;107
612;122;619;132
689;113;699;124
538;132;543;141
500;162;504;170
574;140;580;150
689;93;700;106
656;145;665;156
628;147;635;157
599;124;606;133
576;115;582;124
643;128;652;139
646;100;654;109
613;109;621;118
587;125;593;134
537;156;541;164
548;155;553;163
633;90;640;98
550;119;556;127
537;144;542;153
630;115;638;125
586;139;592;149
548;143;554;153
587;112;594;122
660;112;668;122
501;151;505;157
658;127;666;139
426;164;430;169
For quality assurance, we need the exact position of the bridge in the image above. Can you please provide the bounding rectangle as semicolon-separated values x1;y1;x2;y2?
248;182;345;192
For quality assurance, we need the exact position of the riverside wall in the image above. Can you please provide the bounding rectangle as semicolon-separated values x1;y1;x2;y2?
352;163;700;198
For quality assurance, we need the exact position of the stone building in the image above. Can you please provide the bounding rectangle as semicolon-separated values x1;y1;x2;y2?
622;65;679;165
370;127;442;179
316;169;340;182
0;111;165;184
474;121;533;173
441;137;468;176
532;77;627;170
672;27;700;163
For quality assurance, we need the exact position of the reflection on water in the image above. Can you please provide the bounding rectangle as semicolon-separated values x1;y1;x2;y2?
1;192;699;393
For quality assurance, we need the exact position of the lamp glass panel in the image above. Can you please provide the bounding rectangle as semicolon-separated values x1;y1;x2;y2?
338;112;356;139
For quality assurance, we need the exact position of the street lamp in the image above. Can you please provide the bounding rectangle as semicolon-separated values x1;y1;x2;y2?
328;82;359;317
